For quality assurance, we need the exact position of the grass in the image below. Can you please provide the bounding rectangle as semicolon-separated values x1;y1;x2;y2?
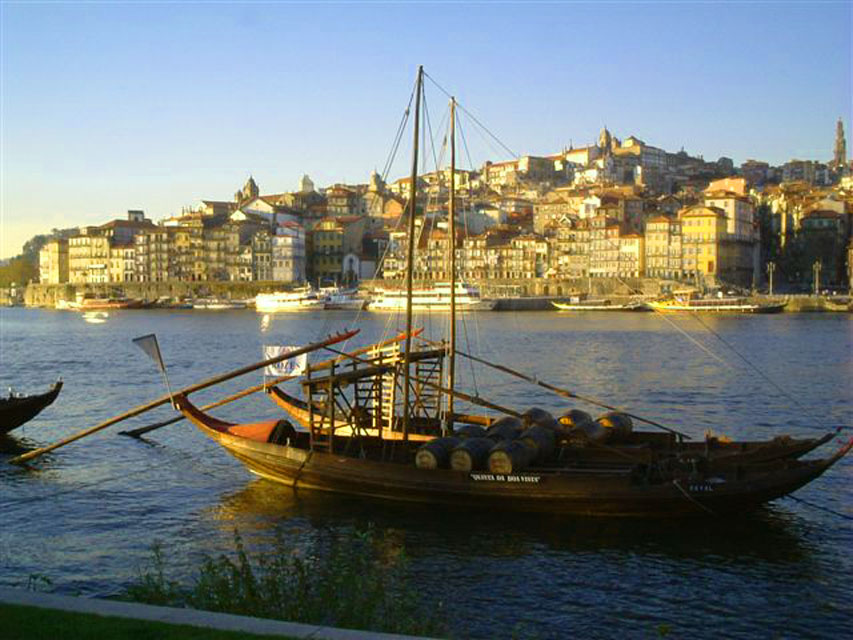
124;526;445;638
0;602;298;640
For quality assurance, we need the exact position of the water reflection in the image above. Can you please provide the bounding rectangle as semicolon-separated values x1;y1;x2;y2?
210;478;815;565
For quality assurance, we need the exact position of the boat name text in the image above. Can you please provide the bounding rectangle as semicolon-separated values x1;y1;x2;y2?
470;473;542;483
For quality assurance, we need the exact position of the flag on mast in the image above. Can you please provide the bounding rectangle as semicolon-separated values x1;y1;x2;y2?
133;333;176;408
263;346;307;377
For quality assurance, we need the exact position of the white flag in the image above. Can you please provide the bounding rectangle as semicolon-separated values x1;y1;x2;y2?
133;334;166;373
264;345;307;377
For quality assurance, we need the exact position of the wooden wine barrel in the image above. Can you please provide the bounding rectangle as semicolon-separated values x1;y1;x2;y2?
415;436;461;470
488;440;536;474
596;412;634;441
454;424;487;439
450;437;494;472
558;409;594;430
561;420;610;445
486;416;523;442
520;424;556;462
522;407;559;431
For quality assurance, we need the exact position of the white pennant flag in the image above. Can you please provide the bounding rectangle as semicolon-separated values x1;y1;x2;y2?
133;333;166;373
264;345;307;377
133;333;176;408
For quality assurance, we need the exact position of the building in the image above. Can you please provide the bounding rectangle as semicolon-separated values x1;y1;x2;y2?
272;223;306;283
39;239;69;284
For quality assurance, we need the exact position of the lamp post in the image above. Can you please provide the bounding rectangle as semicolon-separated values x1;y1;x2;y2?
766;261;776;296
812;260;821;295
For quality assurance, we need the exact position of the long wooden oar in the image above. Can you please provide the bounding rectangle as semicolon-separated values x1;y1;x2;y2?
119;374;295;438
123;330;422;439
9;330;358;465
456;349;691;440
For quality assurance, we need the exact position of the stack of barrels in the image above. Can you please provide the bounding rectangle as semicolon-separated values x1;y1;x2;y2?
415;408;634;473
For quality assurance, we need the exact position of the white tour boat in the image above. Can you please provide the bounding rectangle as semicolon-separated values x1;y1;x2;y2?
367;282;495;311
254;287;326;312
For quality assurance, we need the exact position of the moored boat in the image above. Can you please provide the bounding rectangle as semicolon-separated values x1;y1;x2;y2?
368;282;495;311
321;288;369;310
174;392;852;517
192;298;248;310
254;287;325;312
552;298;644;311
59;294;146;311
646;296;787;314
1;381;63;434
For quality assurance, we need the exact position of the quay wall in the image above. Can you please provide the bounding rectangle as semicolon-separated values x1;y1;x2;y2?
22;281;851;312
24;277;661;308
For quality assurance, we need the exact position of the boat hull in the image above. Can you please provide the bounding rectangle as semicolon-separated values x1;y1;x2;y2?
646;301;787;314
201;426;849;517
177;394;852;518
0;381;63;434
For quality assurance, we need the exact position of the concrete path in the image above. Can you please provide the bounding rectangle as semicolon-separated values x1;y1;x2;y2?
0;586;437;640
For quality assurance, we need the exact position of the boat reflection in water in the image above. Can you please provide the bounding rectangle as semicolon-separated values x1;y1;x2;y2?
210;477;815;564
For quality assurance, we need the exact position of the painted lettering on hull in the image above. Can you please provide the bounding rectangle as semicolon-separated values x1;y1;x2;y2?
470;473;542;484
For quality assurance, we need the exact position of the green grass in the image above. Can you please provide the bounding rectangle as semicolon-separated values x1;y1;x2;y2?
0;602;297;640
124;526;445;638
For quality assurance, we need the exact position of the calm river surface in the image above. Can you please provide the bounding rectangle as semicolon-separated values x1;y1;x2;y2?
1;307;851;639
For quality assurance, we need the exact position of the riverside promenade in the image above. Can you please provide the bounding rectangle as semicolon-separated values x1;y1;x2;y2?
0;587;436;640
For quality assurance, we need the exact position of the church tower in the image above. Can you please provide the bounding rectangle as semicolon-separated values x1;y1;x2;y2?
598;127;613;155
833;118;847;170
299;174;315;194
235;176;259;204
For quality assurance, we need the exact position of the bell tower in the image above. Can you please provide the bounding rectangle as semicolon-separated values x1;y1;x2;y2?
833;118;847;170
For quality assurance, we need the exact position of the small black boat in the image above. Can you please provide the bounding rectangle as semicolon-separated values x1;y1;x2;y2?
0;380;63;434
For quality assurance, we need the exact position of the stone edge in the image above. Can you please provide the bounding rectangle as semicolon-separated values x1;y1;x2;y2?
0;586;434;640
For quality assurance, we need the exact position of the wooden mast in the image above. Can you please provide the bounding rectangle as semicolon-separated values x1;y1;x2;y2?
402;65;423;441
446;97;457;435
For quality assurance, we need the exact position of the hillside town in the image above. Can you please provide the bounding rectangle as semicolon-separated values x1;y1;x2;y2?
36;119;853;294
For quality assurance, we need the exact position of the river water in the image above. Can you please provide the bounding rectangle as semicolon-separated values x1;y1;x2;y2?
0;307;851;639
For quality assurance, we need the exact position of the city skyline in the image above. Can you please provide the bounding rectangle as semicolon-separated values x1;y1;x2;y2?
2;1;851;259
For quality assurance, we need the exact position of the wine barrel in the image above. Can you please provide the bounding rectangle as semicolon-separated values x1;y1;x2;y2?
562;419;610;445
486;416;523;442
520;424;556;462
415;436;461;470
450;437;494;472
522;407;559;431
558;409;594;430
596;412;634;441
488;440;536;474
454;424;487;439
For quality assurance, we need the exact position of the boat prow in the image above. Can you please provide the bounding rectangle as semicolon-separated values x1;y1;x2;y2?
1;380;63;434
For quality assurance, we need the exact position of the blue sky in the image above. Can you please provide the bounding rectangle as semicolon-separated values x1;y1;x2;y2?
1;1;851;258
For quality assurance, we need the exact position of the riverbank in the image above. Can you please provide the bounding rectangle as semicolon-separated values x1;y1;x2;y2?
22;280;851;312
0;588;433;640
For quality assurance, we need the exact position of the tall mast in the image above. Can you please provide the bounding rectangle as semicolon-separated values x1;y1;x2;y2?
402;65;423;441
446;97;457;435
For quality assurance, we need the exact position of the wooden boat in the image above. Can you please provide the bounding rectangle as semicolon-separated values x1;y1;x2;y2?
175;392;852;517
646;296;787;314
0;381;63;434
61;295;146;311
173;69;851;518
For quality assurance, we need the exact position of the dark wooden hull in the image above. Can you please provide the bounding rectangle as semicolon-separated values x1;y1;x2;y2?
0;381;63;434
177;396;853;518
